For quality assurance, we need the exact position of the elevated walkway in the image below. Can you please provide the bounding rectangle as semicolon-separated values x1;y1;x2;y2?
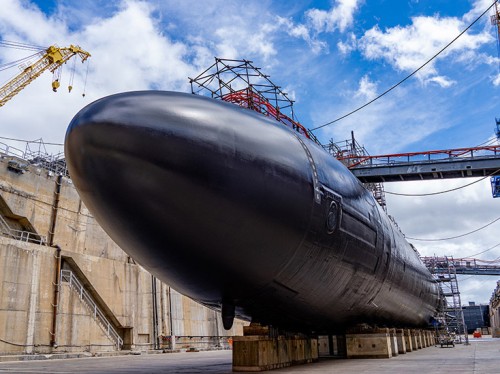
344;145;500;183
423;257;500;276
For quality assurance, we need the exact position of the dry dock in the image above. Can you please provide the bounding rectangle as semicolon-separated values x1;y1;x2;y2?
0;337;498;373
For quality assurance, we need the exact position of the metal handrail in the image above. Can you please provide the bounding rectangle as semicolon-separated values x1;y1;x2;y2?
1;139;69;177
0;215;46;245
0;141;25;158
60;269;123;349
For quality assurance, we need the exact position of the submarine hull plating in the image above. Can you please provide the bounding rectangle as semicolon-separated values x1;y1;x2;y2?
65;91;440;332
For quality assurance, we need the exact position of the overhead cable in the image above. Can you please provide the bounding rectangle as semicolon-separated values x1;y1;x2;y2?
310;0;498;132
461;241;500;258
385;169;500;196
405;215;500;241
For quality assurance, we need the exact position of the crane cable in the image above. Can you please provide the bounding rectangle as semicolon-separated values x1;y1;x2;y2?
0;40;46;51
82;59;90;97
405;215;500;241
309;0;498;132
0;51;44;72
385;168;500;196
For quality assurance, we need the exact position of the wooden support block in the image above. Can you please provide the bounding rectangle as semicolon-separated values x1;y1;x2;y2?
233;336;318;372
404;329;413;352
411;330;420;350
396;329;406;354
389;328;399;357
346;332;392;359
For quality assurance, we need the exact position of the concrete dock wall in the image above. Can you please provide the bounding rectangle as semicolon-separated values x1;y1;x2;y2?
0;156;245;355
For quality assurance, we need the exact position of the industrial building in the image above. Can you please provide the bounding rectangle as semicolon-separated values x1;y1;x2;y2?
461;302;489;334
0;145;245;355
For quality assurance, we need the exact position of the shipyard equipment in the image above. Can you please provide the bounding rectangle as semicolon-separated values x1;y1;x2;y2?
0;42;90;107
492;176;500;197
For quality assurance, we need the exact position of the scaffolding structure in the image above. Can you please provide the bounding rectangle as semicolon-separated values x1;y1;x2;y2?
325;132;387;210
189;58;320;144
0;138;68;176
421;256;468;344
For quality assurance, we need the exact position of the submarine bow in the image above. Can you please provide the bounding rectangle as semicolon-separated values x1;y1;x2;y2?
65;90;440;332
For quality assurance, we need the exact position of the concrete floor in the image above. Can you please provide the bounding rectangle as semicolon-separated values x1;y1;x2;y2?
0;338;499;373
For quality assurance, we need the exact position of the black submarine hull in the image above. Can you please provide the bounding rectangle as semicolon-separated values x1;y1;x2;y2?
64;91;440;332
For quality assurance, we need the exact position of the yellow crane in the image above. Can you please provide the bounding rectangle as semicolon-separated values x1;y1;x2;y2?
0;44;91;107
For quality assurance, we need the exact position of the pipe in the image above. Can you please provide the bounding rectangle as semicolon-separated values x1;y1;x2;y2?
151;275;159;349
168;286;175;350
50;245;62;348
48;174;62;246
160;283;167;339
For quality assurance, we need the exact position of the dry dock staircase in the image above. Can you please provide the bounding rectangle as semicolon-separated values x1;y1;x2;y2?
60;257;124;349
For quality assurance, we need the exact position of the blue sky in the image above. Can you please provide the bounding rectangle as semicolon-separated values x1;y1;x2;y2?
1;0;500;303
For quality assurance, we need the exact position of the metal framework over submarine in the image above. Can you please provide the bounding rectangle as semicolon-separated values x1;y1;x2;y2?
64;59;441;333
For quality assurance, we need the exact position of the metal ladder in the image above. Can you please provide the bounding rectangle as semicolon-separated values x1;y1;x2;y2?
60;269;123;349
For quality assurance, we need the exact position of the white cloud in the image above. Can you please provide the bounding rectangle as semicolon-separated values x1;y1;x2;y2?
354;75;377;100
337;32;357;55
0;0;200;147
0;0;286;146
275;0;361;55
214;22;278;61
0;0;63;44
154;0;282;63
386;177;500;303
463;0;497;23
493;73;500;86
80;1;192;93
426;76;456;88
276;16;327;54
358;15;493;84
306;0;362;33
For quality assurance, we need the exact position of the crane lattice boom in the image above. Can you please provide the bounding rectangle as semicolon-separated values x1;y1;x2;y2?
0;44;91;107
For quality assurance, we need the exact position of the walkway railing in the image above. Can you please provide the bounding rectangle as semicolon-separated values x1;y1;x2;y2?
0;215;46;245
60;269;123;349
0;139;68;176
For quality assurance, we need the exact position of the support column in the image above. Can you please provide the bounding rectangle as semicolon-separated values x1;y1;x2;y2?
396;329;406;354
26;250;41;354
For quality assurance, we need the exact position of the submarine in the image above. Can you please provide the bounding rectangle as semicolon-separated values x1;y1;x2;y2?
64;90;441;332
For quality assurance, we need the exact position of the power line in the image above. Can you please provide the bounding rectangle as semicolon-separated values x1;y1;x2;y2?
385;169;500;197
310;1;498;132
461;241;500;258
406;215;500;241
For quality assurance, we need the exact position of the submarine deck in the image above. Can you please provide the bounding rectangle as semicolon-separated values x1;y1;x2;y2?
0;336;498;373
